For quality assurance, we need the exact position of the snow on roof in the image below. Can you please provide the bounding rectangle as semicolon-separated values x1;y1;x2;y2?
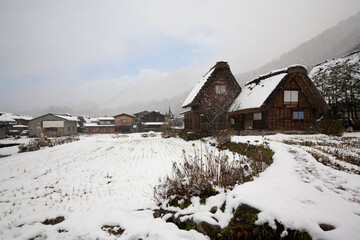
83;123;99;127
82;117;92;123
83;123;114;127
11;115;33;121
180;108;191;115
0;112;32;122
181;68;215;108
142;122;165;126
309;51;360;79
12;125;29;128
0;115;15;122
229;72;287;112
89;118;99;123
55;115;78;122
98;117;114;121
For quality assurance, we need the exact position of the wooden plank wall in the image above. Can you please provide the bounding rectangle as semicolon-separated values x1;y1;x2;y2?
267;75;316;130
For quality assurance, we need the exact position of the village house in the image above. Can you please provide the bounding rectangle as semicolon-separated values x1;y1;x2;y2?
228;65;329;131
29;113;78;137
0;112;33;138
133;111;149;132
0;113;15;139
113;113;135;133
181;61;241;133
182;63;329;133
83;117;115;134
137;111;166;132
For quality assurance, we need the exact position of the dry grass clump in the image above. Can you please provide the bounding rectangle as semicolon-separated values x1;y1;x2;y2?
154;141;274;207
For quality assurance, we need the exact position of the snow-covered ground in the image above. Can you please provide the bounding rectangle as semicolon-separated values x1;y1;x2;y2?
0;133;359;239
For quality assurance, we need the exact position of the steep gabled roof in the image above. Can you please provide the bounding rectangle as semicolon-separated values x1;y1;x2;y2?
181;67;215;108
30;113;78;122
229;70;287;112
229;65;329;114
182;61;239;108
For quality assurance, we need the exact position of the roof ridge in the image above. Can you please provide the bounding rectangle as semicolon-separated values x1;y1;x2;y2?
246;65;306;86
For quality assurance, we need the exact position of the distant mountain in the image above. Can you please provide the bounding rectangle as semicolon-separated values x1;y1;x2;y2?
236;11;360;85
105;66;207;109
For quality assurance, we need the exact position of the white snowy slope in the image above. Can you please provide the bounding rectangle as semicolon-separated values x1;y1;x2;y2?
0;133;359;239
309;51;360;78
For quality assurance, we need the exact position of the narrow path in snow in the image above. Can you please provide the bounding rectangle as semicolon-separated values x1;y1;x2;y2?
289;146;360;204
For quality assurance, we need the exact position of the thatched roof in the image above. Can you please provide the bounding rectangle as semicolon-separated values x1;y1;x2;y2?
229;65;329;114
182;61;237;108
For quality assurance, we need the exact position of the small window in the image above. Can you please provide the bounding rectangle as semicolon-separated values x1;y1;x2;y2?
121;119;127;123
293;111;304;120
253;112;262;120
284;90;298;103
215;84;226;94
68;127;70;131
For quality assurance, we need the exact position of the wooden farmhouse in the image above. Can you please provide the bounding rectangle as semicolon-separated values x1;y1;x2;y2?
29;113;78;137
113;113;135;133
139;111;166;132
182;64;329;133
228;65;329;131
181;61;241;132
83;117;115;134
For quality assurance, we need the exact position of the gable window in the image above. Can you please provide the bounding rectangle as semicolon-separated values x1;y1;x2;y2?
121;119;127;123
284;90;298;104
253;112;262;120
215;84;226;94
293;111;304;120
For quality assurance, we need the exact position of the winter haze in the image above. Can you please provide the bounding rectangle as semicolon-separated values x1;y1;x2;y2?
1;0;360;116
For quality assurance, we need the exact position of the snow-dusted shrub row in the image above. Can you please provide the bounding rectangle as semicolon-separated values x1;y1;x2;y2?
18;136;80;152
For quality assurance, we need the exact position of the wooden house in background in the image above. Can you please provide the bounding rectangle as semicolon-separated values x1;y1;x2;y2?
114;113;135;133
83;117;114;134
29;113;78;137
228;65;329;131
139;111;165;132
181;61;241;133
0;113;15;139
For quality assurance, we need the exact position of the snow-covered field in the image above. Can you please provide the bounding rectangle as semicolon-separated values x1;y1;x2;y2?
0;133;359;239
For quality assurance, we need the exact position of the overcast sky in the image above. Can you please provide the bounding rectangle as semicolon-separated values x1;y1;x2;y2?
1;0;360;113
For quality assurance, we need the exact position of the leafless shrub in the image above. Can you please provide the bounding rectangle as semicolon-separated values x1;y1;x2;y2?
215;129;237;145
18;136;80;153
154;142;273;207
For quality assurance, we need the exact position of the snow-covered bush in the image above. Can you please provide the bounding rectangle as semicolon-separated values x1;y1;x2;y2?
18;136;80;152
179;129;211;141
161;129;178;138
154;142;274;207
215;128;237;145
